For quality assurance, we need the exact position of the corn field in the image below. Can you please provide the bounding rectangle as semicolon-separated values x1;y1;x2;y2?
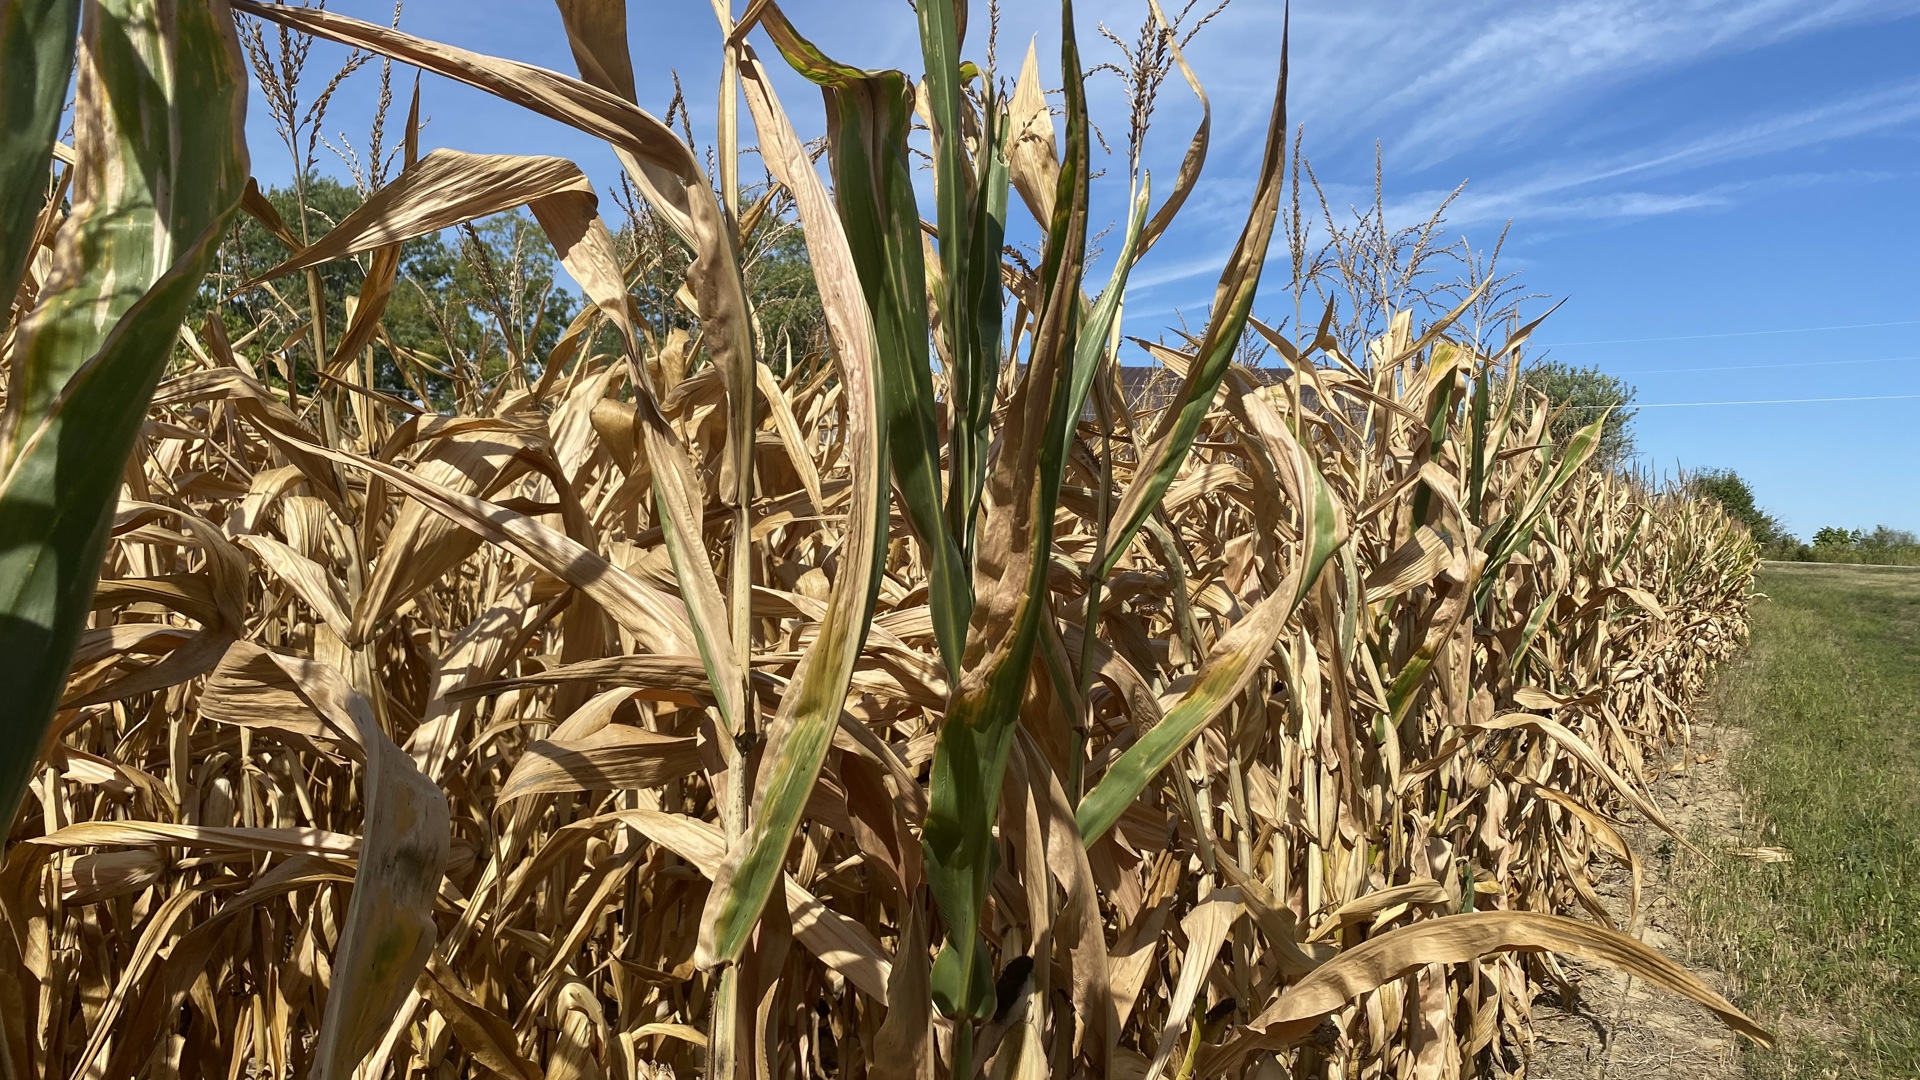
0;1;1768;1078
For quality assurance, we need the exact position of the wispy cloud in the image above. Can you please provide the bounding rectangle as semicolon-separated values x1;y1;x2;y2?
1372;74;1920;232
1127;251;1234;291
274;1;1918;321
948;0;1920;301
1532;78;1920;190
1272;0;1920;166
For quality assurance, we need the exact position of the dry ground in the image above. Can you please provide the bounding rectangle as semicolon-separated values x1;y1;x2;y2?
1527;722;1751;1080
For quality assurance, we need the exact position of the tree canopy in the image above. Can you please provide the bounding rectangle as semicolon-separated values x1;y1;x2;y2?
193;174;575;406
1519;359;1639;467
1688;468;1790;548
193;174;828;408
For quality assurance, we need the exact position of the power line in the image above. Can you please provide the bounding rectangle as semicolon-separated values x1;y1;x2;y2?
1571;392;1920;410
1609;353;1920;375
1541;319;1920;347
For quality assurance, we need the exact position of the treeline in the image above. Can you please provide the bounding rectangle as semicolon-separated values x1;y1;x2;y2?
1677;469;1916;565
1774;525;1920;566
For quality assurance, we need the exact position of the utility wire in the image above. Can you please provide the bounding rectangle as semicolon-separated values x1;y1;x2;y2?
1541;319;1920;347
1608;353;1920;375
1571;392;1920;410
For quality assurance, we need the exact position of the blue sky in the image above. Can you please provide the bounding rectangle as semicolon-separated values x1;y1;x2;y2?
243;1;1920;538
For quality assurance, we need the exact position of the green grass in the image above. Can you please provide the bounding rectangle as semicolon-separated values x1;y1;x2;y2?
1765;549;1920;567
1678;563;1920;1079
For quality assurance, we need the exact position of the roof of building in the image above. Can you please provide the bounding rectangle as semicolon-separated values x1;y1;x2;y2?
1108;363;1293;414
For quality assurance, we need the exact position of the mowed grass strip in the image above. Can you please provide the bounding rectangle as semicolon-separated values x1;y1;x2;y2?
1681;563;1920;1078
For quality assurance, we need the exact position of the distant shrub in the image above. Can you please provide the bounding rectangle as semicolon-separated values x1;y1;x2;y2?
1796;524;1920;566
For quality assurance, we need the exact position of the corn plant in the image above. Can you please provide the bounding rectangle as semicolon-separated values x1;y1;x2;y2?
0;0;246;853
0;2;1770;1078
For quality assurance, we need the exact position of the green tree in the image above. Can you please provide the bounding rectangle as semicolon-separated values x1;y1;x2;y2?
194;174;575;405
1791;525;1920;565
1519;360;1639;466
1858;525;1919;551
1689;469;1792;549
197;174;829;408
605;179;827;374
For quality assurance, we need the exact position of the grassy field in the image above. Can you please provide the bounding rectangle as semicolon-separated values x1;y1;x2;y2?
1680;563;1920;1078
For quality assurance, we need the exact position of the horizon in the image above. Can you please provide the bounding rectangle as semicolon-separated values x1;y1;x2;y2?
237;0;1920;538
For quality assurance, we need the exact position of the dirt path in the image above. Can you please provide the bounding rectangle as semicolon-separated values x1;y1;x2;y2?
1526;722;1750;1080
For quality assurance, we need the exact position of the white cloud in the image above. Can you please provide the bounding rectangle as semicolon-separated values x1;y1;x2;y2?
1368;77;1920;232
1262;0;1920;166
917;0;1919;299
1534;78;1920;190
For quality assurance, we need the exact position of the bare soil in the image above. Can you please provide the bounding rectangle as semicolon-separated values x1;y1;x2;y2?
1525;722;1749;1080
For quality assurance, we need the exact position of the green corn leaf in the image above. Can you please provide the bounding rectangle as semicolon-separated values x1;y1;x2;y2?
0;0;248;831
1076;440;1340;845
948;106;1010;560
917;0;967;325
1384;643;1439;732
916;0;1009;566
1408;342;1463;530
1098;17;1290;580
760;2;970;676
1610;508;1648;575
916;0;974;539
1466;360;1493;522
1509;587;1559;673
921;0;1089;1045
0;0;80;304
